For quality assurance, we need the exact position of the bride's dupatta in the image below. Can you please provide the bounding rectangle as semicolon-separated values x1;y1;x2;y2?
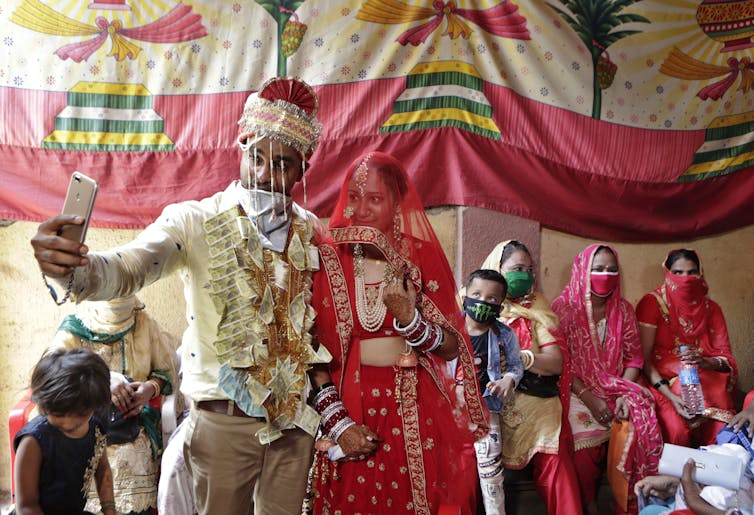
312;152;486;514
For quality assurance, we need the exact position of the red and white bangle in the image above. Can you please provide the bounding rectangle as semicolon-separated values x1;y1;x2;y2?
394;308;423;340
329;417;356;442
411;321;444;353
313;384;339;407
313;384;355;442
394;308;444;353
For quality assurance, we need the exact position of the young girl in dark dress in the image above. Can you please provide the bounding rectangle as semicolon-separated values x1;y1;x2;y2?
13;348;116;515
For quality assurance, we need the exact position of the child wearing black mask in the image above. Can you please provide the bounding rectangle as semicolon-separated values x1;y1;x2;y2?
462;269;523;514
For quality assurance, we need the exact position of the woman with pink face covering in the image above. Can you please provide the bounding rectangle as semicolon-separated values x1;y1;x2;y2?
635;249;738;447
553;244;662;515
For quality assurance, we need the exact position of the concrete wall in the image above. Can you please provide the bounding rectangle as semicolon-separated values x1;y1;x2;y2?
1;212;753;493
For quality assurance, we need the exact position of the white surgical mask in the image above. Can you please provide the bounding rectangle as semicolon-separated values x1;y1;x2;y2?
238;184;292;252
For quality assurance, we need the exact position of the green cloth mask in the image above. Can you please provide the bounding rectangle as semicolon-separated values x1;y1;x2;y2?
505;270;534;298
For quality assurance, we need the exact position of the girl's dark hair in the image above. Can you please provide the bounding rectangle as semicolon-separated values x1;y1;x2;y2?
465;269;508;298
30;348;111;416
499;240;531;269
664;249;700;270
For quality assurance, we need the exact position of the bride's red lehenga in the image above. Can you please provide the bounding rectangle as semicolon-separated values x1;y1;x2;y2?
311;152;487;515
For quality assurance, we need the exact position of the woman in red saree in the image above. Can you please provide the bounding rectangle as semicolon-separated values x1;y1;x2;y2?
311;152;487;515
552;244;662;515
481;240;582;515
636;249;738;447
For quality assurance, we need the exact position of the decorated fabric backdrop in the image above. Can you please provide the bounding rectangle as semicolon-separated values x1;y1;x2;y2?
2;0;754;241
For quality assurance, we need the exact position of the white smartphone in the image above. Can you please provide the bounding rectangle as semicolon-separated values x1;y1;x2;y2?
58;171;98;243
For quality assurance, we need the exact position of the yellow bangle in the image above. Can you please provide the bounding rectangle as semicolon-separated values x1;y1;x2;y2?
575;386;590;399
521;349;535;370
146;379;161;400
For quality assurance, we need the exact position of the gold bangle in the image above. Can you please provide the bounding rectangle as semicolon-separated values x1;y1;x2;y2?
575;386;590;399
146;378;161;400
521;349;535;370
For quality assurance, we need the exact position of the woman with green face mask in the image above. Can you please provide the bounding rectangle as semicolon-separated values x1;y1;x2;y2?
480;240;582;515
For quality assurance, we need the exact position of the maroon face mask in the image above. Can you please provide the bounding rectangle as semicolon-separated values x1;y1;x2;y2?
664;271;708;303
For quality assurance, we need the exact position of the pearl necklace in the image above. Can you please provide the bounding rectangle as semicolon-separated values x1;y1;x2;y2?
354;243;387;332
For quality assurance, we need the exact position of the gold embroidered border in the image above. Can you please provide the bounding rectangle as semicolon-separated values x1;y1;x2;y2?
330;226;420;283
417;355;449;403
702;406;734;424
318;243;354;386
418;295;487;437
82;427;107;495
396;366;431;515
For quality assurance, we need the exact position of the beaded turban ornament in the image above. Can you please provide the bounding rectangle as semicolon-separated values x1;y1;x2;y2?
237;76;322;157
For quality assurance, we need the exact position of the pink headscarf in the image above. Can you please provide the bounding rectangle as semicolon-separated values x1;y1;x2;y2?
553;244;662;482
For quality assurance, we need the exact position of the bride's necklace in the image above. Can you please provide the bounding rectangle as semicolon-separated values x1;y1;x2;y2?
354;243;388;332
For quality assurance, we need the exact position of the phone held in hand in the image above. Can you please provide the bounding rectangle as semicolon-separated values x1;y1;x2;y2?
59;172;98;243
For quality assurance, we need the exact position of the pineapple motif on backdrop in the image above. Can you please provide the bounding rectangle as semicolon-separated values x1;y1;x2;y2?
1;0;754;240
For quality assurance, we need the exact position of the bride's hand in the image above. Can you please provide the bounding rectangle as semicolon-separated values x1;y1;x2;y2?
338;424;381;458
383;270;417;325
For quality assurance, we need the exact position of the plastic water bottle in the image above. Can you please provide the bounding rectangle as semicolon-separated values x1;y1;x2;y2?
678;345;705;415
